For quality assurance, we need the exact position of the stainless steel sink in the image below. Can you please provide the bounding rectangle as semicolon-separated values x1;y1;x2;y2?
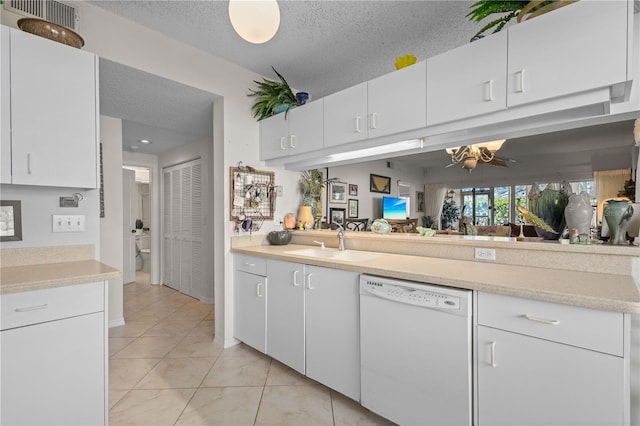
284;248;380;262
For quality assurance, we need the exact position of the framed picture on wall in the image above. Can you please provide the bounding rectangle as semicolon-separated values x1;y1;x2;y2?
330;182;348;203
416;191;425;212
330;207;346;225
348;199;359;218
370;174;391;193
0;200;22;242
349;184;358;196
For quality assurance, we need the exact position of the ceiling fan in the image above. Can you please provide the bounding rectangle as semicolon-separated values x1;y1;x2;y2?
445;139;517;172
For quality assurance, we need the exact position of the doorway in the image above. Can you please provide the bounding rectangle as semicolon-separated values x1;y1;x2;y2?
122;165;152;285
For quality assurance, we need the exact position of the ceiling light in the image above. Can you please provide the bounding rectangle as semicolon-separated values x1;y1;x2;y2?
138;139;152;144
228;0;280;44
129;145;139;150
326;139;424;163
445;139;507;172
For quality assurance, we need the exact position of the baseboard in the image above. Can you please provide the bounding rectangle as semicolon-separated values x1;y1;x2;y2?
109;317;125;328
223;336;240;349
199;296;214;304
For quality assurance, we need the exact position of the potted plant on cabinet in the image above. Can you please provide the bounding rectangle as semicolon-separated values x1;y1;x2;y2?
467;0;576;41
248;67;300;121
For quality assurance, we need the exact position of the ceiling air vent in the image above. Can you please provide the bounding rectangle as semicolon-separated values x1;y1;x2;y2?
4;0;79;31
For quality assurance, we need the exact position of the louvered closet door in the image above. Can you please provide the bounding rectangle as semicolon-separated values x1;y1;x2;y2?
162;159;202;298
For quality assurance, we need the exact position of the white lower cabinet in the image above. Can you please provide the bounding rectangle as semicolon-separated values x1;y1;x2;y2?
236;258;360;400
305;265;360;401
475;292;627;426
0;282;107;425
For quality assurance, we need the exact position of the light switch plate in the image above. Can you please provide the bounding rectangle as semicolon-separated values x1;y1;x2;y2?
475;247;496;261
52;215;86;232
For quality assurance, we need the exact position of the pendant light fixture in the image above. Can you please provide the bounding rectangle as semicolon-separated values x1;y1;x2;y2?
228;0;280;44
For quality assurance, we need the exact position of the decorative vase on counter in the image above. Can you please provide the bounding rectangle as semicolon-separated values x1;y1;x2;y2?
564;191;593;236
603;199;633;245
298;205;314;229
528;182;569;240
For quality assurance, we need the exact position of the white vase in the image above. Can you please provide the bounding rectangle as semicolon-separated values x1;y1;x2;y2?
564;191;593;236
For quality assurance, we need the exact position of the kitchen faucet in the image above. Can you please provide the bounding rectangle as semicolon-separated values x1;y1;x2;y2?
336;223;345;251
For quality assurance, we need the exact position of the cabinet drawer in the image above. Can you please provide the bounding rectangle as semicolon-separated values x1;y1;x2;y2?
235;254;267;276
1;282;104;330
477;292;624;356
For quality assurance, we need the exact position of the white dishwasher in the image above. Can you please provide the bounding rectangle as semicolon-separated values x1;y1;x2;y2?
360;274;472;426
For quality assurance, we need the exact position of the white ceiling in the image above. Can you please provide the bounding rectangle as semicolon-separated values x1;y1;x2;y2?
90;0;636;180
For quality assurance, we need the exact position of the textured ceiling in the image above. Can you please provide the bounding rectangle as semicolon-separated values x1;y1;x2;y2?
90;0;479;155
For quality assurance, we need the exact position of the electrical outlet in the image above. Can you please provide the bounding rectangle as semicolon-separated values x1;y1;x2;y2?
276;185;283;197
475;247;496;261
52;215;86;232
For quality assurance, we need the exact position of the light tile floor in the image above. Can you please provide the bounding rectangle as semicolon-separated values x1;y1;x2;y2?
109;272;393;426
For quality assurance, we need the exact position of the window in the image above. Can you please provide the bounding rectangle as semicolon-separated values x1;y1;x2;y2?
458;181;594;226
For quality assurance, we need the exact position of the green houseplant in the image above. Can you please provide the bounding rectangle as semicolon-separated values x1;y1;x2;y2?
248;67;299;121
299;169;339;228
467;0;576;41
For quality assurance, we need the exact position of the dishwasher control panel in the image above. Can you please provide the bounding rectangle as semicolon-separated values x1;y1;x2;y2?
361;277;461;310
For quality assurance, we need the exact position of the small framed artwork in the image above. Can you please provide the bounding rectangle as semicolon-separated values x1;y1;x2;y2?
330;182;348;204
330;207;346;225
416;191;425;213
370;174;391;194
349;184;358;197
1;200;22;242
348;199;359;218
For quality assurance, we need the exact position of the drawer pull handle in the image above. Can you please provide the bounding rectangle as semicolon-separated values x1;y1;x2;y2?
15;304;48;312
490;341;497;368
524;314;559;325
355;116;362;133
293;270;301;287
243;262;256;267
370;113;378;130
256;283;263;297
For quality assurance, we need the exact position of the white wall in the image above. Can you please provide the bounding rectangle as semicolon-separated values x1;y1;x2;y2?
0;185;100;249
99;116;124;326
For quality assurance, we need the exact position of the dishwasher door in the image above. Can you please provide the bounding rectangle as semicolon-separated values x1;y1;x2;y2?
360;275;472;426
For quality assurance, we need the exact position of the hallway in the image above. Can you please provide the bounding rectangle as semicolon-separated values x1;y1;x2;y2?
108;274;391;425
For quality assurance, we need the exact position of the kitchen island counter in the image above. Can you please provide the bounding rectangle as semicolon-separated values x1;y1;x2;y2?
232;240;640;314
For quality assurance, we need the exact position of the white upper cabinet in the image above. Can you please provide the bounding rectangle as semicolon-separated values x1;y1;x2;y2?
323;82;368;147
259;99;324;161
7;27;98;188
1;26;11;184
427;31;508;126
507;0;631;107
367;60;427;138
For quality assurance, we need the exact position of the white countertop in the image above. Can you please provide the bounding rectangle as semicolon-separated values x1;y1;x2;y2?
231;243;640;314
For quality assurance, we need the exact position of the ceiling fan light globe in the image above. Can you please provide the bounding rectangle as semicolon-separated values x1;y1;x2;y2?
463;157;477;171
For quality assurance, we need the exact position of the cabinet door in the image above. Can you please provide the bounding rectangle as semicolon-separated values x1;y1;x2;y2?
476;326;625;426
367;61;426;138
305;266;360;401
234;270;266;353
323;82;368;147
288;99;324;155
10;29;97;188
259;113;289;160
1;312;105;425
427;31;507;125
507;1;630;107
266;259;305;374
1;26;10;184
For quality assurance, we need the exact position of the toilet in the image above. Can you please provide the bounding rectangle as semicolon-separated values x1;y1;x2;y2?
136;235;151;273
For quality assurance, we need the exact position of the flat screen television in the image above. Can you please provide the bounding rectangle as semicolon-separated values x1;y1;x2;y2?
382;196;409;220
